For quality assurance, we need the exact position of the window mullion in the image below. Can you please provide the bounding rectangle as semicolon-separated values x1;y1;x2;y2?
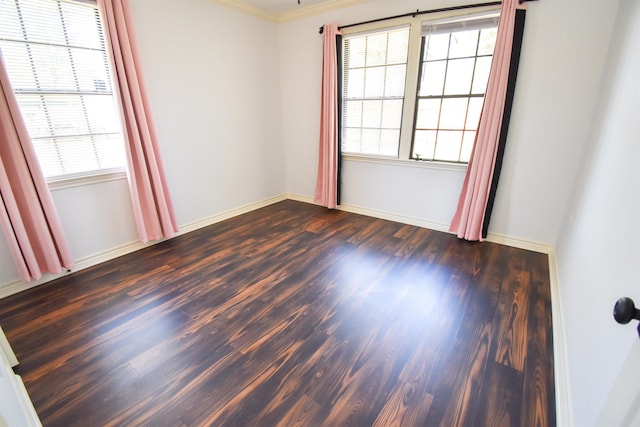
397;19;422;161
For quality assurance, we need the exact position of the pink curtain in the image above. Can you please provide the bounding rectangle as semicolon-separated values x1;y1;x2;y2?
314;24;341;209
99;0;178;243
0;53;74;282
449;0;527;241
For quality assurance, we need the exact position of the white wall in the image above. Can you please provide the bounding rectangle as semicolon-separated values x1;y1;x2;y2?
129;0;286;226
279;0;617;245
555;0;638;424
0;0;286;290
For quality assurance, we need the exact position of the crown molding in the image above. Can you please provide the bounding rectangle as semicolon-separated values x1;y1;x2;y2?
210;0;369;24
210;0;279;23
278;0;368;23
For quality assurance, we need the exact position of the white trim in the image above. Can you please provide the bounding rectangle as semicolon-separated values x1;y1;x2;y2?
287;193;557;253
48;169;127;191
548;249;573;427
0;194;287;299
286;193;451;233
178;194;287;235
278;0;367;23
484;232;553;254
208;0;278;22
342;154;468;173
209;0;368;23
0;239;151;299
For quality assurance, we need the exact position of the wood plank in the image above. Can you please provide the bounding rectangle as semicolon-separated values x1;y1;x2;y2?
494;267;531;371
475;361;524;427
372;379;435;426
522;253;556;427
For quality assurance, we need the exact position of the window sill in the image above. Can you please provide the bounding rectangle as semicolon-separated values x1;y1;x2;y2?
341;154;468;172
47;169;127;191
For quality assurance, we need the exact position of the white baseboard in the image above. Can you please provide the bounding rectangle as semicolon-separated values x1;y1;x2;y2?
0;194;288;299
0;239;151;299
484;232;554;254
178;194;287;235
548;250;573;427
287;193;554;254
285;193;451;233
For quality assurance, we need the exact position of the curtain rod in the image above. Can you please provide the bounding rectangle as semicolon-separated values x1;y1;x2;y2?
319;0;536;34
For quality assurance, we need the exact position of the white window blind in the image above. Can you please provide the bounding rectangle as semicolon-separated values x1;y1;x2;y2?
342;26;410;157
0;0;126;180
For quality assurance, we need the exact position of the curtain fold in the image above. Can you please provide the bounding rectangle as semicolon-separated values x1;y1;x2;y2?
99;0;178;243
0;52;73;282
449;0;527;241
314;24;341;209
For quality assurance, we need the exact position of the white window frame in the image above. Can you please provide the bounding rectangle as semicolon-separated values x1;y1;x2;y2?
340;5;500;168
0;0;127;186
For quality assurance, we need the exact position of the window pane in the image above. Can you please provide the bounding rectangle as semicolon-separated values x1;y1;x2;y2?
364;67;385;98
439;98;469;130
434;131;463;162
344;100;363;128
31;45;76;91
478;27;498;55
425;33;449;61
460;131;476;162
448;30;479;58
346;68;364;98
59;2;103;49
412;130;436;160
419;61;446;96
361;128;381;154
15;95;49;138
380;129;400;156
387;30;409;64
0;43;38;90
343;128;362;153
443;58;475;95
32;139;64;177
365;33;388;67
93;134;127;169
362;100;382;128
345;36;366;68
471;56;492;94
71;49;112;92
84;96;122;133
57;136;100;174
466;97;484;130
21;0;66;45
45;95;90;136
384;64;407;97
0;1;23;40
415;98;440;129
380;99;403;129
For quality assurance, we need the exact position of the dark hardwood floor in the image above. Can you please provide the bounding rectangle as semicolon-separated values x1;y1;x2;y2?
0;200;556;426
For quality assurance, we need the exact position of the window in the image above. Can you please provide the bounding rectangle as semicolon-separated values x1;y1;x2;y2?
341;10;499;164
0;0;126;180
342;27;410;156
